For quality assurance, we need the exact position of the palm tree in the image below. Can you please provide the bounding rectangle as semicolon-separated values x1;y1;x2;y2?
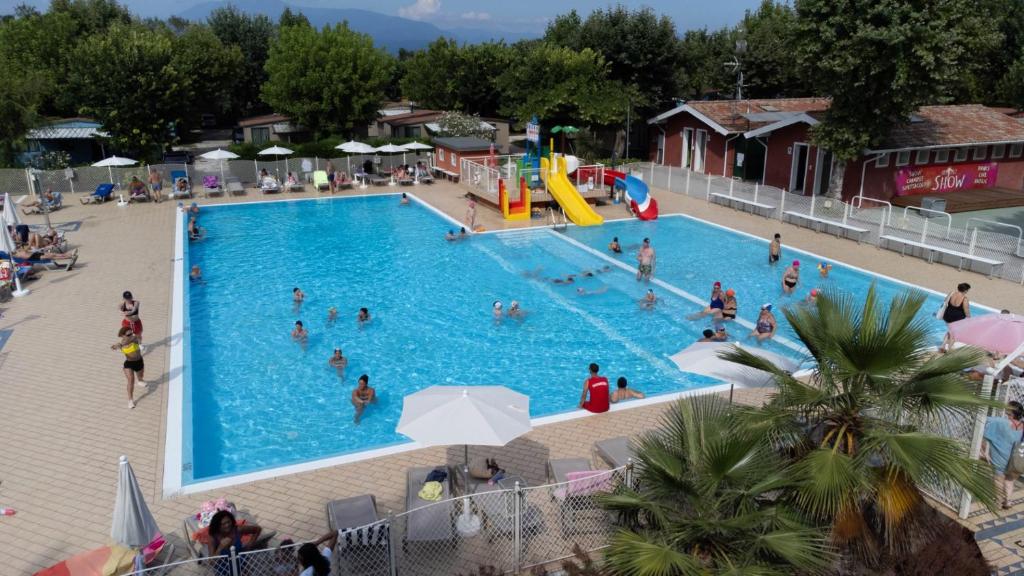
721;285;997;561
601;394;833;575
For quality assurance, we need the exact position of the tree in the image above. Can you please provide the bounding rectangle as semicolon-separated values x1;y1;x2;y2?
795;0;993;196
675;28;735;100
261;23;394;138
601;395;833;575
738;1;807;98
0;55;48;166
722;286;997;563
278;7;310;29
400;39;510;117
435;111;492;140
170;25;245;132
208;5;275;120
496;43;628;128
544;6;681;115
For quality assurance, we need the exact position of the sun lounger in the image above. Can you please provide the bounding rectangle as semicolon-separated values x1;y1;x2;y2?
470;474;545;544
0;249;78;272
336;176;353;190
182;507;276;561
547;458;592;484
326;494;389;571
80;183;114;204
546;458;614;535
369;175;389;187
287;180;305;192
23;191;63;215
404;466;455;545
594;436;634;469
170;171;191;199
313;170;330;191
260;177;281;194
226;176;245;196
417;171;434;184
203;175;223;198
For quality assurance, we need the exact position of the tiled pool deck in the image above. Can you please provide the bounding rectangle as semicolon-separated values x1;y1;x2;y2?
2;181;1023;574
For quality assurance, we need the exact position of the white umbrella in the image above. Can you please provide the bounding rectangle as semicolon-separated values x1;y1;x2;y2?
669;341;800;400
336;141;376;174
199;149;240;184
397;385;531;536
376;143;408;175
111;455;160;571
92;155;138;185
1;224;29;297
403;141;433;151
2;192;21;228
257;146;294;180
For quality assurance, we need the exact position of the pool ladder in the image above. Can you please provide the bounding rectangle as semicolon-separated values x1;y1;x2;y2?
548;206;568;231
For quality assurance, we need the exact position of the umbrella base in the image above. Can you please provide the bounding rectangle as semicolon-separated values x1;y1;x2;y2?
456;512;481;537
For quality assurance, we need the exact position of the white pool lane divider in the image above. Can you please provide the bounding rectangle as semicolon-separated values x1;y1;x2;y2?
541;228;808;356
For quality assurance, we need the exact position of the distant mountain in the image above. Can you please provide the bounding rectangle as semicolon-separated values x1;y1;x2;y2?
177;0;537;52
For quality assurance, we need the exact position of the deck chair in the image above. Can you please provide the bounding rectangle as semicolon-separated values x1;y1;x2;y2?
594;436;634;469
203;175;223;197
326;495;389;573
547;458;613;536
471;476;545;546
336;174;353;190
23;191;62;215
226;176;246;196
80;183;114;204
416;170;434;184
404;466;455;546
260;177;281;194
287;179;305;192
170;171;191;199
313;170;330;191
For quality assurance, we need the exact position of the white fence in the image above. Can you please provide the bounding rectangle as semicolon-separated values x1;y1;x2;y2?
127;466;631;576
622;163;1024;284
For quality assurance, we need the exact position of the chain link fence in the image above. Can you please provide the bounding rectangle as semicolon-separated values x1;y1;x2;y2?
620;162;1024;284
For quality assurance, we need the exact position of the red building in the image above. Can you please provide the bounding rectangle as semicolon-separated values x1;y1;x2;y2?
647;98;1024;203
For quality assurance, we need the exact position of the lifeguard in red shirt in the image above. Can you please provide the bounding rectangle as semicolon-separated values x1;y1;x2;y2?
579;363;610;413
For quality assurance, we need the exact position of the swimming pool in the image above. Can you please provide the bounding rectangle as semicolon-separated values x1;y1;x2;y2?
172;195;975;490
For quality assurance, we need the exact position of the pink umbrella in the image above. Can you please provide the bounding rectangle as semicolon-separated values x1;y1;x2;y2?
948;313;1024;355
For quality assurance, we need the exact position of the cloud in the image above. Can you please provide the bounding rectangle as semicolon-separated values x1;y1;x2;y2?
398;0;441;20
460;11;492;21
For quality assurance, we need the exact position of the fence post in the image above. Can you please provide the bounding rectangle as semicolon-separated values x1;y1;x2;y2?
921;218;929;244
513;481;523;573
842;202;849;225
705;174;711;201
960;374;995;518
229;546;240;576
753;182;759;204
779;188;786;220
728;178;734;198
686;169;691;196
624;459;634;488
810;193;816;218
968;228;978;256
667;166;672;191
649;162;654;183
387;512;398;576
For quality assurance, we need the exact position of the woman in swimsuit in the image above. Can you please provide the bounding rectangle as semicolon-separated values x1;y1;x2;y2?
750;304;776;341
941;283;971;350
721;289;737;320
120;291;143;343
781;260;800;294
689;282;724;319
111;326;145;408
207;511;262;576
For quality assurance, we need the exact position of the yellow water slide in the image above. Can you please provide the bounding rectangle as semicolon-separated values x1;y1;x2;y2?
540;155;604;226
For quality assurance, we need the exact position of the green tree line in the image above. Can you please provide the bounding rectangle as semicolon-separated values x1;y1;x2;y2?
0;0;1020;167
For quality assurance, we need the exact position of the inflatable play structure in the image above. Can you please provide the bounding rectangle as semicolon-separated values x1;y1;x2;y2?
498;177;531;220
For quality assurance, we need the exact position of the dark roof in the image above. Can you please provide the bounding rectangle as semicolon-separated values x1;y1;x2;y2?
433;136;493;151
380;110;443;126
872;105;1024;151
238;113;290;127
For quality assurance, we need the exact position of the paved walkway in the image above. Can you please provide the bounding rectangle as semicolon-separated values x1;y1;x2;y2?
1;181;1022;574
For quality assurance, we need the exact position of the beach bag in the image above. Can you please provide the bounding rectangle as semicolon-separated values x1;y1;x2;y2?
935;293;951;320
1009;428;1024;476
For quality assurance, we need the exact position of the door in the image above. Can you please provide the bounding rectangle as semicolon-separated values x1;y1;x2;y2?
656;132;665;165
790;143;809;193
681;128;693;168
733;138;746;180
694;129;708;172
813;148;834;196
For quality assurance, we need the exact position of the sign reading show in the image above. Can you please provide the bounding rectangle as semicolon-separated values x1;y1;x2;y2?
895;162;998;196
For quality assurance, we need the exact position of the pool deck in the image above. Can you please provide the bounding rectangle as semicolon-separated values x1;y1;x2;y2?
2;181;1024;574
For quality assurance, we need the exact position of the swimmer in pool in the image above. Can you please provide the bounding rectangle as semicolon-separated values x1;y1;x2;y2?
552;274;576;284
507;300;526;319
327;306;338;324
458;227;468;240
782;260;800;294
351;374;376;424
749;304;777;341
400;192;410;205
817;261;832;278
636;238;656;283
608;237;622;253
293;287;305;302
689;281;724;319
805;288;819;305
357;307;371;325
698;329;717;342
445;229;457;241
292;320;308;341
639;288;657;310
190;265;205;284
769;233;782;264
492;301;503;321
577;286;609;296
721;289;737;321
328;348;347;372
713;325;729;341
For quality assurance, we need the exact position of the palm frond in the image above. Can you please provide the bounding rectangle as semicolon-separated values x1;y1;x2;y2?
604;529;706;576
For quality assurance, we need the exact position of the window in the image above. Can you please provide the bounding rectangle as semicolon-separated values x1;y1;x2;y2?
972;145;987;160
895;151;911;166
875;153;890;167
915;150;929;165
992;144;1006;159
934;149;949;163
954;147;968;162
251;127;270;145
451;153;458;167
1012;143;1023;158
438;148;445;162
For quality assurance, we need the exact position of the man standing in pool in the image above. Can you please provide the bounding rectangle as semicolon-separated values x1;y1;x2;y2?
636;238;656;283
769;233;782;264
579;363;610;413
352;374;376;424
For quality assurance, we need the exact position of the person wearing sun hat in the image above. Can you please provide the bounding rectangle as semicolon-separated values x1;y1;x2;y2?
750;303;777;341
782;260;801;294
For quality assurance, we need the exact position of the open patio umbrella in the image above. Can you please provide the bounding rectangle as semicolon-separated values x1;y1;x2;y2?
112;455;160;572
948;313;1024;356
375;143;408;176
199;148;240;184
669;341;800;402
336;140;376;173
92;155;137;186
1;224;29;297
397;385;531;535
257;145;294;180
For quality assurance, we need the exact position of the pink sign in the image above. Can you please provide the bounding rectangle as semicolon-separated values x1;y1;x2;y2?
895;162;999;196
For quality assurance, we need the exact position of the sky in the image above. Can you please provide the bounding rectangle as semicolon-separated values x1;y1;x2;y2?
0;0;766;34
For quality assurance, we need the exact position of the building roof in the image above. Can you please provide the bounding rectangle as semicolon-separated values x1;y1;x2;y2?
648;98;831;134
27;118;107;140
381;110;443;126
870;105;1024;152
238;113;290;127
432;136;494;151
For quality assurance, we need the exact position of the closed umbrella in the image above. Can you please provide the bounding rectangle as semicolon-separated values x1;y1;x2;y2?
111;455;160;571
92;156;138;186
397;385;531;536
336;140;376;174
1;224;29;297
257;145;294;180
2;192;20;228
199;148;240;185
669;341;800;401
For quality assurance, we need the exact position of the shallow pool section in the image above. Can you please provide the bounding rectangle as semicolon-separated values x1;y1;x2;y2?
183;197;719;484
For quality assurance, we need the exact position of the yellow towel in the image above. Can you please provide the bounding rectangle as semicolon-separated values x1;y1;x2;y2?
418;481;443;501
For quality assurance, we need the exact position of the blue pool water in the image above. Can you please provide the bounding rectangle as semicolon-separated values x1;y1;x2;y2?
183;197;956;484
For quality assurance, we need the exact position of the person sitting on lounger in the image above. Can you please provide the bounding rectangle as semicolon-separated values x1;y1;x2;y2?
12;245;77;262
287;172;300;186
128;177;149;202
27;228;59;249
176;178;190;195
22;189;61;213
206;510;263;559
352;374;376;424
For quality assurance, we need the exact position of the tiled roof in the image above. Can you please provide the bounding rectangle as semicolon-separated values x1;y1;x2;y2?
381;110;443;126
27;127;108;140
649;98;830;133
238;113;290;127
873;105;1024;151
432;136;493;151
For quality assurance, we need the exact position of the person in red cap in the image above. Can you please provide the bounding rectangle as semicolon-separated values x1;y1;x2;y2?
782;260;801;294
579;363;610;413
688;281;725;320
